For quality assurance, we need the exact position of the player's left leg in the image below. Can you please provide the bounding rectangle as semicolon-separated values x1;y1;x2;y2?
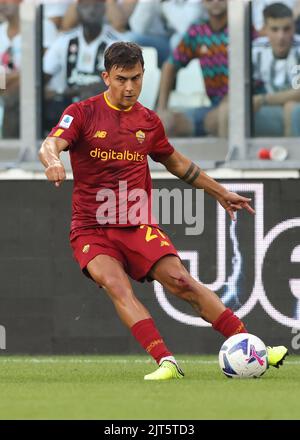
150;255;240;331
149;255;288;368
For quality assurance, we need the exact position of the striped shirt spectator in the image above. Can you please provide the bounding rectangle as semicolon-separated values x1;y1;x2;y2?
157;0;228;138
169;20;228;105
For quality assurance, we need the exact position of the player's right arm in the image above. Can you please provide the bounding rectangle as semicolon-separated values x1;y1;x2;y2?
39;137;68;187
39;102;83;187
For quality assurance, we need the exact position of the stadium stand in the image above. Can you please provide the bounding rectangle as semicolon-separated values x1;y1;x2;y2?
1;0;300;167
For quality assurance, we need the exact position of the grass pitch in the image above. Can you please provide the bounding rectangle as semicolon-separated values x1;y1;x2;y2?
0;355;299;420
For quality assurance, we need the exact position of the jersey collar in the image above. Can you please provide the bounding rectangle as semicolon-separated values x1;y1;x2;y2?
104;92;133;112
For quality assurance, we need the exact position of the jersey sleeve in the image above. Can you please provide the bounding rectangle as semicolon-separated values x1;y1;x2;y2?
48;103;84;148
149;116;175;163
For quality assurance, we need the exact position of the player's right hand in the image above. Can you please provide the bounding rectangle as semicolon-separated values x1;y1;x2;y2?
45;161;66;187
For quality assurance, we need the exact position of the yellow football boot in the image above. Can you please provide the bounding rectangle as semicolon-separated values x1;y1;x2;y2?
144;360;184;380
267;346;288;368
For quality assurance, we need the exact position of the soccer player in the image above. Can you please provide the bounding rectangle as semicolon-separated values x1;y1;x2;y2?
39;42;288;380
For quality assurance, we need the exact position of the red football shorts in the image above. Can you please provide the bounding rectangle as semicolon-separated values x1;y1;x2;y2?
70;225;179;282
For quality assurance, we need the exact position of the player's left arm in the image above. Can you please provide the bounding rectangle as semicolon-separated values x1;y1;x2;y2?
161;150;255;220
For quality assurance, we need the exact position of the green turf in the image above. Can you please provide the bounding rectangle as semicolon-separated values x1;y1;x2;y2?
0;355;299;420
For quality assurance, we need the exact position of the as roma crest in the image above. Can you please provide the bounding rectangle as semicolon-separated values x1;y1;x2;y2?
135;130;145;144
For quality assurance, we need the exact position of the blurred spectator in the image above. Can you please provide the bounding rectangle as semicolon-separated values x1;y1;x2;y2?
44;0;77;31
43;0;120;131
157;0;228;137
0;0;21;138
43;1;78;52
61;2;79;31
160;0;205;48
43;1;78;51
45;0;137;34
57;1;136;36
293;0;300;33
105;0;136;33
252;3;300;136
127;0;204;67
43;16;59;52
252;0;295;34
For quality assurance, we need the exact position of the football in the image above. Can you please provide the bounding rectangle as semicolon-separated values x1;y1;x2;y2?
218;333;268;378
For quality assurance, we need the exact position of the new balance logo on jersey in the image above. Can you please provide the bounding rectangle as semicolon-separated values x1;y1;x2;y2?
94;131;107;139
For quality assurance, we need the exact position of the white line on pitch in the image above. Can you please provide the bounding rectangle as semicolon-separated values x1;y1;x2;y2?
0;358;299;365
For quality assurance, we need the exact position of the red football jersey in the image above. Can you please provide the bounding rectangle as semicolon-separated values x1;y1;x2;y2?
48;92;174;232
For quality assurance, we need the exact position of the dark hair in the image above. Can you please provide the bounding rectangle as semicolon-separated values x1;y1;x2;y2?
104;42;144;72
263;2;293;21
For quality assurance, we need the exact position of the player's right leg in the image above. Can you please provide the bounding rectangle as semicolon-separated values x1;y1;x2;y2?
86;255;183;380
87;254;150;327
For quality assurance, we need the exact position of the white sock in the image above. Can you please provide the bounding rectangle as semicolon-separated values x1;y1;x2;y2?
159;356;178;366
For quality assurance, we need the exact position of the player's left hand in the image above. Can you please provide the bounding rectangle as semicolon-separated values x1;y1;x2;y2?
217;191;255;221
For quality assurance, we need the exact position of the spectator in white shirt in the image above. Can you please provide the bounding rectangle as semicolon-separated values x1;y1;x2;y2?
127;0;204;66
252;2;300;136
252;0;295;33
43;0;120;132
0;0;21;138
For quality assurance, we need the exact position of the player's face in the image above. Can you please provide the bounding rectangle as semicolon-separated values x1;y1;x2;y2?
264;17;294;58
102;62;144;109
203;0;227;17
